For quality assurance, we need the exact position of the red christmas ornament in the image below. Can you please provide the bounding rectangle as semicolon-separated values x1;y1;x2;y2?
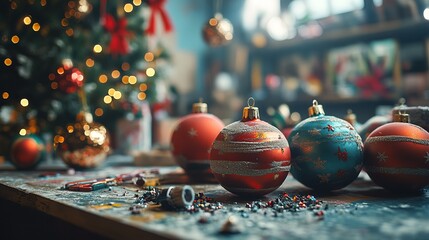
171;100;224;180
210;98;291;196
358;114;391;142
103;14;130;56
364;112;429;193
146;0;173;35
56;63;84;94
281;127;293;139
10;134;46;170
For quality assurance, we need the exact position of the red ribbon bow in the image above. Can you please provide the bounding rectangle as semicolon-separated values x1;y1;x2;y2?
146;0;173;35
103;14;129;55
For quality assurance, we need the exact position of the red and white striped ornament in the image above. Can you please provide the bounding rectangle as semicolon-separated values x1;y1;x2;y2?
210;98;291;196
364;112;429;193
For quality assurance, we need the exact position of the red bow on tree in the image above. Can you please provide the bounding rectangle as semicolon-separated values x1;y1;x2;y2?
103;14;130;55
146;0;173;35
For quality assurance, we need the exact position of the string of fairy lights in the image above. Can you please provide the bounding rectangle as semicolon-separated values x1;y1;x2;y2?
2;0;159;128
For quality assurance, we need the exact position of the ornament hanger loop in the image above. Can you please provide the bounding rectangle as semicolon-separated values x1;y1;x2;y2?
214;0;222;15
308;99;325;116
242;97;259;121
248;97;255;108
312;100;318;106
192;98;208;113
393;110;410;123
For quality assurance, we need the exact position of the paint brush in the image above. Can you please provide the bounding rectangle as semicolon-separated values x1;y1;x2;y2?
64;177;113;189
63;169;159;191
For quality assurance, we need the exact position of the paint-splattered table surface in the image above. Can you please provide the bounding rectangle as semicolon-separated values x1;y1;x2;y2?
0;155;428;240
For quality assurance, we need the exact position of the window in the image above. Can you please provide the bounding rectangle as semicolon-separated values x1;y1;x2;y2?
289;0;364;21
242;0;280;31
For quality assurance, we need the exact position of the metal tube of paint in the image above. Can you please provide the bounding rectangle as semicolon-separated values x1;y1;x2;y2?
156;185;195;209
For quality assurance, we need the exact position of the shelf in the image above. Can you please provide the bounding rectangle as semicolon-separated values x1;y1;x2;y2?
257;95;398;122
253;19;429;53
259;94;398;106
247;19;428;122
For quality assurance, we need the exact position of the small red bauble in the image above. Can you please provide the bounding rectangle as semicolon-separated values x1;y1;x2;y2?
281;127;293;139
55;61;84;94
210;98;291;196
358;115;391;142
171;101;224;179
10;134;46;170
364;112;429;193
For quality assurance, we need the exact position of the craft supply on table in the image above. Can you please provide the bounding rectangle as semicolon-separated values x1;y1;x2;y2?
63;169;160;191
155;185;195;210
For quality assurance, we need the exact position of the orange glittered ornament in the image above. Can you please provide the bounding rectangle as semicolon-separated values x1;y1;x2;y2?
171;100;224;180
364;112;429;193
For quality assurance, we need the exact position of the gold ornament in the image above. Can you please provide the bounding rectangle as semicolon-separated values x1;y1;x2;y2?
202;13;233;47
54;112;110;169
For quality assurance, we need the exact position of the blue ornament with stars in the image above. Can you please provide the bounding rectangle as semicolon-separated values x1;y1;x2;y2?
288;100;364;191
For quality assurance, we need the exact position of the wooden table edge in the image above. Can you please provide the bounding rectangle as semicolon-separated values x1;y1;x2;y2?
0;182;180;240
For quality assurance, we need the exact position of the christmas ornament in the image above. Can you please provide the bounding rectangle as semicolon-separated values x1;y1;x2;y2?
281;128;294;139
267;104;301;139
54;112;110;169
358;114;391;142
69;0;92;18
100;0;131;56
344;109;362;133
288;100;364;192
55;61;84;94
359;98;407;141
202;13;233;47
282;112;302;139
210;97;291;196
10;134;46;170
392;104;429;132
363;112;429;193
103;14;130;56
171;100;224;179
146;0;173;35
267;105;289;131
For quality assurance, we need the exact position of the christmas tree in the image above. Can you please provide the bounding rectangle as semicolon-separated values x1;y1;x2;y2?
0;0;170;134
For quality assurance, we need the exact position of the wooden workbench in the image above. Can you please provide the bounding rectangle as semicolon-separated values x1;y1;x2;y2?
0;155;428;240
